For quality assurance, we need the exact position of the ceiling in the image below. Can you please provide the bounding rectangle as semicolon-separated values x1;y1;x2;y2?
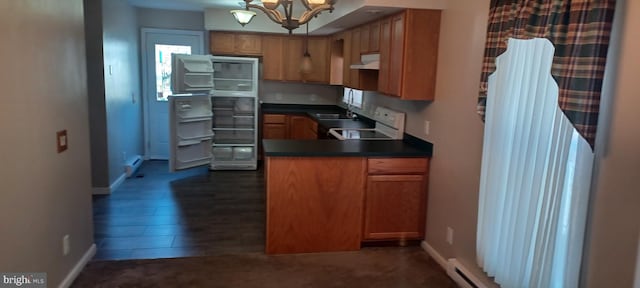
127;0;446;34
127;0;244;11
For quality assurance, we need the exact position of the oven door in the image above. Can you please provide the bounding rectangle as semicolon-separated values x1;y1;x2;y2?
328;128;392;140
317;125;338;139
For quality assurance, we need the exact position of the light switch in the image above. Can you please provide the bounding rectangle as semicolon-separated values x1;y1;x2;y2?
57;130;68;153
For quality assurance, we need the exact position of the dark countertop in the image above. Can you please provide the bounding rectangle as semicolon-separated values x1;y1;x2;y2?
263;139;433;157
261;103;343;115
260;103;433;158
261;103;374;130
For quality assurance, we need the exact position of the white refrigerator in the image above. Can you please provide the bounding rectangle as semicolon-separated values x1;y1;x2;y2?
169;55;259;172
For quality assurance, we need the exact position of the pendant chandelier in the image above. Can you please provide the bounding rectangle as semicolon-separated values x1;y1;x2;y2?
231;0;336;34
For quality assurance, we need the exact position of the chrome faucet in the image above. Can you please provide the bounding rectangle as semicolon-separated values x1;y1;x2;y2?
346;89;356;119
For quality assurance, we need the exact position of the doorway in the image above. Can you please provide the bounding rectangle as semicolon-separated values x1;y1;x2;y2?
141;28;204;160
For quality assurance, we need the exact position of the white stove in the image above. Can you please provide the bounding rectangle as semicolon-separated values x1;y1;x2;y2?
329;107;406;140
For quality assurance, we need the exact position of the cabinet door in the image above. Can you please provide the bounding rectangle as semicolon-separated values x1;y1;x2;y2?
377;18;391;94
388;13;405;97
263;114;288;139
288;115;308;139
360;24;370;54
303;37;330;83
369;21;381;53
303;117;318;139
262;36;285;81
364;174;426;240
342;30;352;87
349;28;361;89
329;37;345;85
284;37;304;82
210;32;235;55
263;124;287;139
235;34;262;55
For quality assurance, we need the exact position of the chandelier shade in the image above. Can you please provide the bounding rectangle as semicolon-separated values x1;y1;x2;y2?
235;0;335;34
230;10;257;26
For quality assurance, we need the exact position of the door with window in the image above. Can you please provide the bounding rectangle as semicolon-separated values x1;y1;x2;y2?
142;28;204;159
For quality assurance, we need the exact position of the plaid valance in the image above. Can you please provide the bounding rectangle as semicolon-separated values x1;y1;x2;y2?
478;0;616;148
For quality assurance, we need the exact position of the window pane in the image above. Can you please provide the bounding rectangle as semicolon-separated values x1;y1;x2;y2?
155;44;192;101
342;88;363;109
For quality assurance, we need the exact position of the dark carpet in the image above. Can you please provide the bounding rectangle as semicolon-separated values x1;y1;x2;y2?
72;246;456;288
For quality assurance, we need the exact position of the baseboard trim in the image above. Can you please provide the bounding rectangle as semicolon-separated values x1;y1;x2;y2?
91;187;110;195
58;243;96;288
421;241;448;270
91;173;126;195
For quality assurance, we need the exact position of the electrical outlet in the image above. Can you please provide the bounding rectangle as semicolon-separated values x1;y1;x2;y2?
56;130;68;153
446;227;454;245
63;235;70;256
424;121;430;135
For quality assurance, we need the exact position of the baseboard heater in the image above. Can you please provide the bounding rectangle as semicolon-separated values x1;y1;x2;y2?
124;155;143;178
447;259;487;288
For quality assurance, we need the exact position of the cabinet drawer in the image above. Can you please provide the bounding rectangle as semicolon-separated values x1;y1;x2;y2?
264;114;287;124
368;158;428;175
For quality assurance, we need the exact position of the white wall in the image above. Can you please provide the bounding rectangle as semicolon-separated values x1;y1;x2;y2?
582;0;640;286
260;81;340;105
102;0;144;185
0;1;94;286
85;0;110;188
137;7;209;51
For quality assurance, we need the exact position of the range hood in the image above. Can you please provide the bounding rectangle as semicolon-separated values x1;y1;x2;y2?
350;53;380;70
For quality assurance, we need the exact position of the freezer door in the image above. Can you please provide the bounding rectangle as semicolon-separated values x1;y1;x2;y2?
171;54;214;94
169;94;213;172
211;56;259;97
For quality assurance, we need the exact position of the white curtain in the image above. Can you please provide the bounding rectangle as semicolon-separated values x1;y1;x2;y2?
477;38;594;288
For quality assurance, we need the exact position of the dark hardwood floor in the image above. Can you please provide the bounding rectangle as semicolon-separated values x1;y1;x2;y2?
92;160;265;260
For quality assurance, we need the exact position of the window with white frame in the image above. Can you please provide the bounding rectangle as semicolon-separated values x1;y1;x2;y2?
342;88;363;109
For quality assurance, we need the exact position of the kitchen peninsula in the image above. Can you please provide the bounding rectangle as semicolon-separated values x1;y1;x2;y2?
262;105;433;254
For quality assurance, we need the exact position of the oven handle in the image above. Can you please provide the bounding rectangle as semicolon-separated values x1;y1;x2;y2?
328;128;346;140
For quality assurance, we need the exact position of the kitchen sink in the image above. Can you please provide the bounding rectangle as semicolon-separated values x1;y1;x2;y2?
314;113;350;119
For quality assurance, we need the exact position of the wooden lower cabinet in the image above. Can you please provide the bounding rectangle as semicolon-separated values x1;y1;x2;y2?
363;157;429;241
363;174;427;240
289;115;318;140
264;155;430;253
263;114;317;140
263;123;287;139
266;157;367;254
263;114;288;139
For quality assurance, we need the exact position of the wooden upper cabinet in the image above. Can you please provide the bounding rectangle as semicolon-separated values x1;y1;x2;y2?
341;31;353;87
360;25;370;54
261;35;331;84
329;37;345;85
369;21;381;53
360;21;380;53
262;36;285;81
284;37;304;82
303;37;330;83
388;13;405;97
210;32;235;55
378;10;441;100
349;28;361;89
378;18;392;95
210;32;262;56
235;34;262;55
